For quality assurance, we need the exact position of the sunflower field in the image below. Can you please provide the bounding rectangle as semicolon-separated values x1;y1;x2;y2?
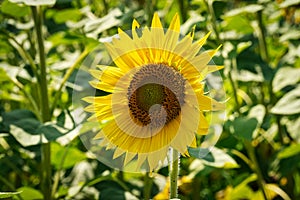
0;0;300;199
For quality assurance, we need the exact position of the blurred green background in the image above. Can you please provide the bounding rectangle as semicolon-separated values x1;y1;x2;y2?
0;0;300;199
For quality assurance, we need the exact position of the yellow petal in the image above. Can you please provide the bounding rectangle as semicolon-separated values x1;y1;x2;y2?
151;12;163;28
168;13;180;32
113;148;125;159
197;94;225;111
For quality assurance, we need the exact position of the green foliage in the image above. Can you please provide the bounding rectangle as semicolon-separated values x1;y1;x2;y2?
0;0;299;199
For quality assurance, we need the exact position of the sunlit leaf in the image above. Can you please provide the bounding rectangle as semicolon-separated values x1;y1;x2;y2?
278;144;300;159
224;4;263;17
188;147;239;168
0;191;21;198
272;67;300;92
9;0;56;6
1;0;30;18
279;0;300;8
9;125;48;146
53;8;82;23
17;187;43;200
51;142;86;169
270;86;300;115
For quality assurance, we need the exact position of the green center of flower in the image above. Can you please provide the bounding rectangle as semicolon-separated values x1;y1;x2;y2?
127;63;186;128
136;83;164;111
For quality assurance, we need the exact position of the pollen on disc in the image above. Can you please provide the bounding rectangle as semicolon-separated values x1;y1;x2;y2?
127;63;186;128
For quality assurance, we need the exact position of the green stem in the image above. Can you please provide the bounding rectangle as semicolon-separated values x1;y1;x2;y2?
50;49;89;116
170;149;179;199
205;0;221;43
144;172;153;200
31;6;52;200
228;57;241;114
177;0;187;22
146;0;154;26
245;142;268;200
257;10;269;62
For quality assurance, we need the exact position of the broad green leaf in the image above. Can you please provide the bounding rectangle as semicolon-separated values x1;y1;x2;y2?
1;0;30;18
188;147;239;168
37;124;64;141
53;9;82;23
9;125;48;146
279;30;300;42
272;67;300;92
222;15;253;34
17;187;43;200
84;8;122;37
248;104;266;125
9;0;56;6
0;191;21;198
270;86;300;115
278;144;300;159
51;142;86;169
280;0;300;8
230;117;258;141
224;4;263;17
99;188;126;200
235;70;264;82
285;117;300;142
188;147;214;162
2;109;37;125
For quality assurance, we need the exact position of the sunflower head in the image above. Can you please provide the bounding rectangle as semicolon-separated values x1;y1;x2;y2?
83;13;224;172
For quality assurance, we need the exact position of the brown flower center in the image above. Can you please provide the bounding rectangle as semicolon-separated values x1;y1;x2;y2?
127;63;185;128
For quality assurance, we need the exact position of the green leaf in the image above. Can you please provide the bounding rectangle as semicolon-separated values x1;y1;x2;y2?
37;124;64;141
0;191;21;198
270;86;300;115
1;0;30;18
2;109;37;125
235;70;264;82
229;117;258;141
272;67;300;92
224;4;263;17
84;8;122;36
278;144;300;159
188;147;239;168
248;104;266;125
51;142;86;169
222;15;253;34
53;9;82;23
99;188;126;200
188;147;214;162
17;187;43;200
279;30;300;42
285;117;300;142
9;125;47;146
279;0;300;8
9;0;56;6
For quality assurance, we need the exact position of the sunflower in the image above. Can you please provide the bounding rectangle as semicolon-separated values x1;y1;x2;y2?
83;13;224;171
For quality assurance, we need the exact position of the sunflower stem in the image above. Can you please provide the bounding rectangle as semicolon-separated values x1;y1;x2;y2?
31;6;52;200
170;148;179;199
205;0;221;44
